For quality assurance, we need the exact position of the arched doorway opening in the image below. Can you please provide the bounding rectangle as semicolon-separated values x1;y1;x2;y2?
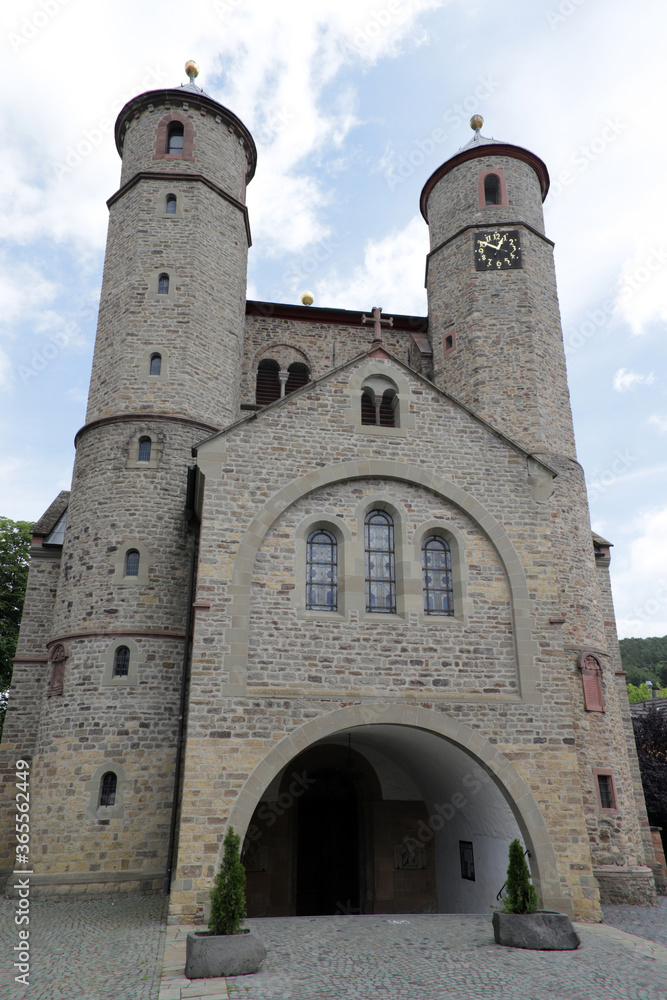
241;724;526;917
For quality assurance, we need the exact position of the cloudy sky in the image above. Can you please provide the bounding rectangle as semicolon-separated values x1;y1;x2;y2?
1;0;665;638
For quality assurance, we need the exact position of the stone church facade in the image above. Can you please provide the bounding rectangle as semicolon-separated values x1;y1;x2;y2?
1;69;660;922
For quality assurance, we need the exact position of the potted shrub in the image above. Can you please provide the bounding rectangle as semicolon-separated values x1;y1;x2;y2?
492;838;580;950
185;826;267;979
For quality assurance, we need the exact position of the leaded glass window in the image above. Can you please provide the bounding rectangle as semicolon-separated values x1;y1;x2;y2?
149;353;162;375
167;123;184;154
99;771;117;807
157;273;169;294
138;437;151;462
306;529;337;611
365;510;396;613
125;549;140;577
422;535;453;615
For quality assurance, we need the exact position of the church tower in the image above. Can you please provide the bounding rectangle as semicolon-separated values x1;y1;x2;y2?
19;64;256;891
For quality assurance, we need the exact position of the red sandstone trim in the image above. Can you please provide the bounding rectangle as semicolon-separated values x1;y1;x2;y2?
107;172;252;247
12;656;49;664
420;142;550;220
46;629;186;649
477;167;508;209
74;411;220;448
246;300;428;334
153;112;195;163
114;89;257;181
592;768;619;813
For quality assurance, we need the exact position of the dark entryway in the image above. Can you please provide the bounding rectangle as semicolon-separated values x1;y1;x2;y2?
296;767;359;915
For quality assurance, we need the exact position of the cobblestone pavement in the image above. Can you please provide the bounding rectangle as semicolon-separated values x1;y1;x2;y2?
0;894;167;1000
602;898;667;948
3;897;667;1000
224;914;667;1000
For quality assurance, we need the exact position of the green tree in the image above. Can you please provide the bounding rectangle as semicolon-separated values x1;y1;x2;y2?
502;838;538;914
0;517;33;738
208;826;246;936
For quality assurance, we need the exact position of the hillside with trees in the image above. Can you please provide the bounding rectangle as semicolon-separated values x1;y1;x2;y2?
619;636;667;703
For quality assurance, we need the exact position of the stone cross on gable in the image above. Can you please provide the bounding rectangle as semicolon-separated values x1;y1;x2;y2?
362;306;393;342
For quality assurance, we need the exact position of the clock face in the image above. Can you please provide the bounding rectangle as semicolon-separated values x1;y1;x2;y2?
474;230;522;271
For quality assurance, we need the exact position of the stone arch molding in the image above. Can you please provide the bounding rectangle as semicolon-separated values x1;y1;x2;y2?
254;342;312;374
222;459;539;700
223;705;565;913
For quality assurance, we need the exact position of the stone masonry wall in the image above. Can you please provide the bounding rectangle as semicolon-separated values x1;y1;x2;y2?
165;353;644;922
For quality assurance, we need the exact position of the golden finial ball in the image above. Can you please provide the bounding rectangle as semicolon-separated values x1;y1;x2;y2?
470;114;484;131
300;291;314;306
185;60;199;79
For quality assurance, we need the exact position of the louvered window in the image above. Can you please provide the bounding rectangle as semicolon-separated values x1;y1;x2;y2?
285;362;309;395
379;390;396;427
255;359;281;405
361;390;376;425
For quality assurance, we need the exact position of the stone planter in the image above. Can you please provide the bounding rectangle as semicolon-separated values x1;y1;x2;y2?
185;928;267;979
492;910;580;951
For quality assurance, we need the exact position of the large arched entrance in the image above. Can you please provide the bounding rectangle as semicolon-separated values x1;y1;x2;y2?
240;723;534;917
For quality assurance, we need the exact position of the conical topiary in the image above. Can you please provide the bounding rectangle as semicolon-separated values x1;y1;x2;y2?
502;838;538;914
208;826;247;936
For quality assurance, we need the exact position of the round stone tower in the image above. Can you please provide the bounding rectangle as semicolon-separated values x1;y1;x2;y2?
28;65;256;893
421;116;575;458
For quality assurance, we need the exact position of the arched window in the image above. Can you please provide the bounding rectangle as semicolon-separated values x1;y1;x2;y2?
255;359;281;405
149;353;162;375
306;529;337;611
484;173;501;206
361;389;376;425
113;646;130;677
138;437;151;462
422;535;453;615
165;194;177;214
157;273;169;295
125;549;140;577
167;123;184;155
285;362;310;395
99;772;117;807
365;510;396;613
379;390;396;427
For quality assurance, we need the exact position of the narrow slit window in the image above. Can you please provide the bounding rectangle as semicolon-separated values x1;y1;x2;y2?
149;353;162;375
597;773;616;810
306;529;337;611
422;535;453;615
99;772;117;807
484;173;501;205
113;646;130;677
165;194;177;214
167;123;184;154
157;273;169;295
255;359;281;405
125;549;140;577
365;510;396;613
138;437;151;462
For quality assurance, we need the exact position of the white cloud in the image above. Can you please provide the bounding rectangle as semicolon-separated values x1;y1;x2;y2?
648;414;667;434
612;368;656;392
315;215;429;314
611;506;667;639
